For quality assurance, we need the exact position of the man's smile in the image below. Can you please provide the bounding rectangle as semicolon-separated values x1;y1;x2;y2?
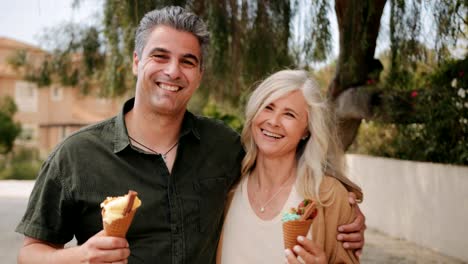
157;82;181;92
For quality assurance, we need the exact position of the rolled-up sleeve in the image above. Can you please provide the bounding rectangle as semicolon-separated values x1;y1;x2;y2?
15;154;76;245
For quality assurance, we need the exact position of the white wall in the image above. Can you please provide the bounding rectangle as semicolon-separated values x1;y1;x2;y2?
346;154;468;262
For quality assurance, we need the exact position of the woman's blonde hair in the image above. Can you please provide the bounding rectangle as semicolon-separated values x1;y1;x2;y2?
241;69;362;201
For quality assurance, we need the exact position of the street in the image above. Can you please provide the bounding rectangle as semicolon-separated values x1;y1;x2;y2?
1;180;465;264
0;197;27;264
0;181;77;263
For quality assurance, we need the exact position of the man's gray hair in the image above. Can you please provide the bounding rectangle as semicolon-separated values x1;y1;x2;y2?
134;6;210;68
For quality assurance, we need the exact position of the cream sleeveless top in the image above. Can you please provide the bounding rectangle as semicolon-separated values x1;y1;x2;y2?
218;177;312;264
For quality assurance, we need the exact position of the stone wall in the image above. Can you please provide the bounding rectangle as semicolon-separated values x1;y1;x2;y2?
346;154;468;262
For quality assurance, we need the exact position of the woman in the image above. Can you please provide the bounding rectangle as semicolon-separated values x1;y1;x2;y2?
218;70;362;263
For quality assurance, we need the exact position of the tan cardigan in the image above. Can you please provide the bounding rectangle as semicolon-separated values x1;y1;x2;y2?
311;176;360;263
217;176;359;263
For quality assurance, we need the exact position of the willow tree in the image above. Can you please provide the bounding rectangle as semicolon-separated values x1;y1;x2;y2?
15;0;467;149
95;0;468;148
300;0;466;148
0;96;21;154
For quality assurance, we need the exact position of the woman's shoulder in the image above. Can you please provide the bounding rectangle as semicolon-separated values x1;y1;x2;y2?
318;176;349;204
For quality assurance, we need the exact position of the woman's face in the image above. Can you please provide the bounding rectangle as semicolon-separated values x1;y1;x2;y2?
252;90;309;159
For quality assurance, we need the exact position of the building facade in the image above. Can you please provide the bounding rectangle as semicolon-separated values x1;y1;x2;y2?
0;37;125;157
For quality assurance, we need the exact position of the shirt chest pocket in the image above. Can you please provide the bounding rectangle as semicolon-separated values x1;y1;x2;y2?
194;177;227;233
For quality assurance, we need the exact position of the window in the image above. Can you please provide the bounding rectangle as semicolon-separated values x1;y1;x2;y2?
15;81;38;112
51;86;63;101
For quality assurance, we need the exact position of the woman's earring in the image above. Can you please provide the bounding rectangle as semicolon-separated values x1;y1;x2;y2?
301;135;309;140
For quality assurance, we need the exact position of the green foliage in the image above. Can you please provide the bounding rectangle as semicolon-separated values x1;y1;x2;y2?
19;0;300;105
202;98;243;133
83;26;104;76
0;96;21;154
0;148;42;180
8;24;106;93
407;58;468;164
301;0;332;62
348;121;398;157
17;0;465;99
6;50;27;69
31;58;53;87
0;162;40;180
198;0;296;107
11;0;466;164
387;0;466;85
352;58;468;165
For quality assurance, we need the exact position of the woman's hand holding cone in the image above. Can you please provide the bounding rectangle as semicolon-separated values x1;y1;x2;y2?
285;236;326;264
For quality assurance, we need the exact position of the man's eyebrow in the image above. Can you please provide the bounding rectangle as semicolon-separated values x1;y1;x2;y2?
182;53;200;64
148;47;170;54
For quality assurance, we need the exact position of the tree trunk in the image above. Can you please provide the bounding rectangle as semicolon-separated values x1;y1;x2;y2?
330;0;387;150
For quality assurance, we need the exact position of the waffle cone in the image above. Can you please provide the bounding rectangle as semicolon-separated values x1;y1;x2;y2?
102;209;136;238
282;220;313;249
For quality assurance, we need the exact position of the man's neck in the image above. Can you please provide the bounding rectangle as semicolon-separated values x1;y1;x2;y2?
124;105;184;150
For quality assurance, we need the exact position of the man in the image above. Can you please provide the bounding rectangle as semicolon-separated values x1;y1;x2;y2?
16;6;365;263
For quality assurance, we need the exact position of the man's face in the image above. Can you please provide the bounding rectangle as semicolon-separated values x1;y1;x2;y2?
133;25;203;116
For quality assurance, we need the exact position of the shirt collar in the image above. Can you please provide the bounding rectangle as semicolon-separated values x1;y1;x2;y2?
113;97;200;153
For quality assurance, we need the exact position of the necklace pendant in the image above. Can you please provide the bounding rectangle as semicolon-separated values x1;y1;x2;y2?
260;207;265;213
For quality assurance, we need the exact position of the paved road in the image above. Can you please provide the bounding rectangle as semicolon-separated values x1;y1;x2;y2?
1;180;465;264
361;229;465;264
1;197;27;264
0;181;76;263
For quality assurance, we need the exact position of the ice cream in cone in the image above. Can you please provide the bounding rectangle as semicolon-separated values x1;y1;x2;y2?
281;199;317;249
100;190;141;237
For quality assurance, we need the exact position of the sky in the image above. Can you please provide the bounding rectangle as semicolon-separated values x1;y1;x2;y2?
0;0;101;47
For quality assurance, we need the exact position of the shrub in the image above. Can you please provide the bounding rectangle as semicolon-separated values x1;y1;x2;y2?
202;99;244;133
0;147;42;180
5;162;42;180
351;58;468;165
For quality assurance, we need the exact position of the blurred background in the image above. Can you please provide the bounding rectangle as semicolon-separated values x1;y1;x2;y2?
0;0;466;263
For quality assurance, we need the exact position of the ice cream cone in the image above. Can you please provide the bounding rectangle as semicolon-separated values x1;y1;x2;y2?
100;190;141;238
282;219;312;250
102;209;136;238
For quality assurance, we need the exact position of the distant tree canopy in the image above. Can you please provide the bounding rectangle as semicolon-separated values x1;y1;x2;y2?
0;96;21;154
12;0;467;150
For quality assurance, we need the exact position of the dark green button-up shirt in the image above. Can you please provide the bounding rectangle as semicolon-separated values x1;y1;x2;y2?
16;98;244;264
